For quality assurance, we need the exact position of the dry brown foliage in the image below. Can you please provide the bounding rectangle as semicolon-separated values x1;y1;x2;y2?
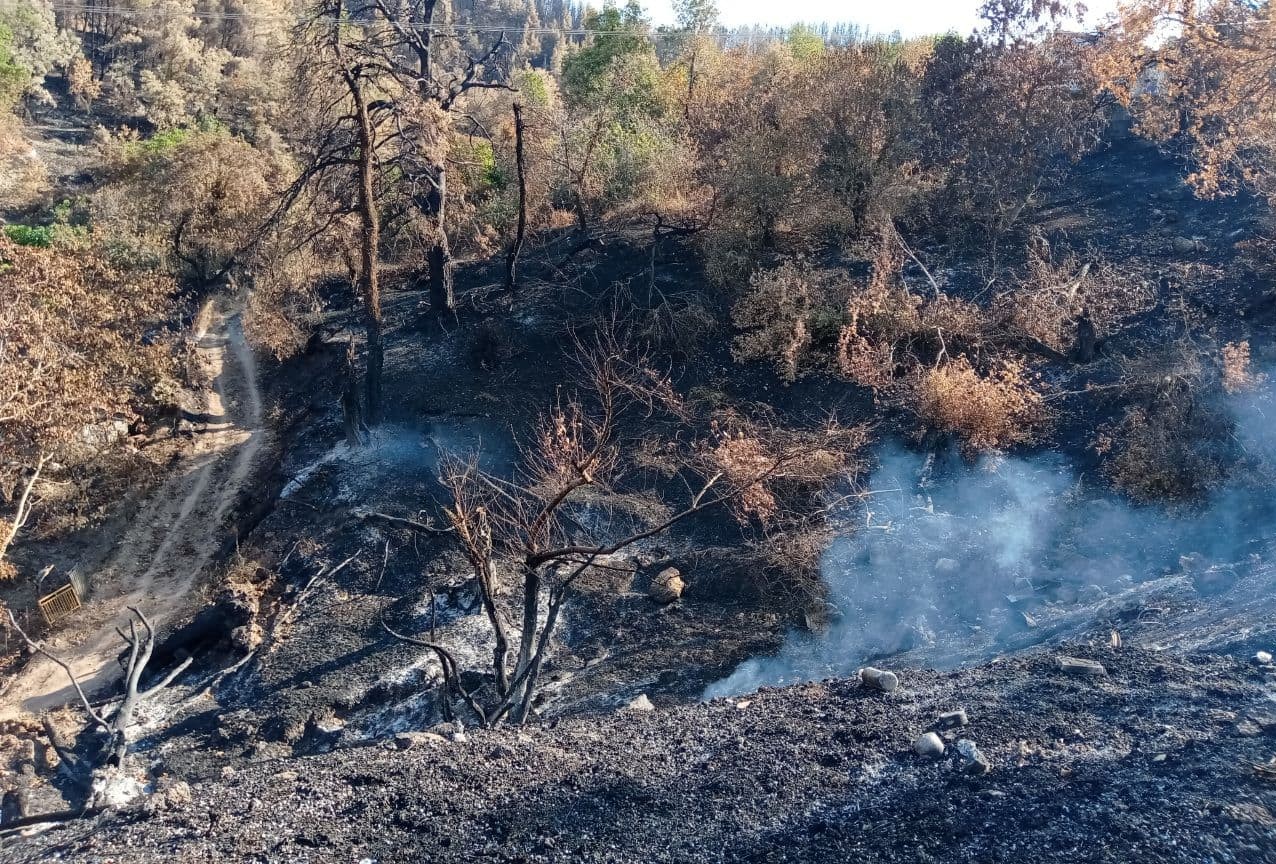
1095;1;1276;200
1091;344;1240;501
1095;404;1232;503
92;128;295;288
731;259;841;382
912;355;1046;452
0;236;176;579
996;246;1156;354
920;17;1103;242
1222;340;1264;394
693;42;931;285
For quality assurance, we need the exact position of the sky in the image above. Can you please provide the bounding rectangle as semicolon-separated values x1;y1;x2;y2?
643;0;1121;37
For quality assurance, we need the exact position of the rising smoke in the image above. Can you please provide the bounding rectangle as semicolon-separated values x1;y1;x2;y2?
705;376;1276;699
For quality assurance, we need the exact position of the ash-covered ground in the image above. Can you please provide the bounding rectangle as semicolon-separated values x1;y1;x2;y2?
7;646;1276;863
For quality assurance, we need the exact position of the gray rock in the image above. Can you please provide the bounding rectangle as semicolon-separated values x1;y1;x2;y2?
394;731;447;750
859;667;899;693
914;732;945;758
1236;720;1262;738
956;739;991;775
1247;710;1276;732
934;558;959;576
1190;565;1238;597
1172;236;1204;255
1255;651;1273;665
936;709;969;730
1078;584;1106;604
649;568;685;604
1056;656;1108;677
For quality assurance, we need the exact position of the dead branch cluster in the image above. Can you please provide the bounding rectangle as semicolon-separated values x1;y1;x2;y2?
383;337;865;725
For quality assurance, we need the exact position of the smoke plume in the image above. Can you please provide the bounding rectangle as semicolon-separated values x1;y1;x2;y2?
705;376;1276;699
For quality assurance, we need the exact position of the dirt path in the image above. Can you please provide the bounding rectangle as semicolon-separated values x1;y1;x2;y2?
0;300;266;719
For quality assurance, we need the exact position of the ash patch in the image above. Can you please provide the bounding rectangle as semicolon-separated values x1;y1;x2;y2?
7;648;1276;863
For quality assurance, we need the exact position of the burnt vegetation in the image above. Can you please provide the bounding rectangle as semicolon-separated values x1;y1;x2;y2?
1;0;1276;857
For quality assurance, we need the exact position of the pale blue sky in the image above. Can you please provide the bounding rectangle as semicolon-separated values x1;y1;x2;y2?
644;0;1121;36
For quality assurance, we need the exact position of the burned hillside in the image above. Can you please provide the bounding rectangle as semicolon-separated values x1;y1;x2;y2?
2;1;1276;861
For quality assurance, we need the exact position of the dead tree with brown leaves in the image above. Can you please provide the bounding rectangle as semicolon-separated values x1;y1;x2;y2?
5;607;191;770
365;0;516;312
385;339;864;725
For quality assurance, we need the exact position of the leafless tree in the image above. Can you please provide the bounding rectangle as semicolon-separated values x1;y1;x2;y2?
505;102;529;293
5;607;191;770
386;338;864;725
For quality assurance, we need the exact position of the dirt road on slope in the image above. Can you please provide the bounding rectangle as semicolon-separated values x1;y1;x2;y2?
1;300;267;719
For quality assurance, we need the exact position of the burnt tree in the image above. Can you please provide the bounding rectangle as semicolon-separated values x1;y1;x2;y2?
280;1;399;424
369;0;515;312
505;102;529;293
6;607;192;770
385;340;863;726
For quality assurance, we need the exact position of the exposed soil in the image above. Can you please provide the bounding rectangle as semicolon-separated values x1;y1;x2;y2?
0;298;268;719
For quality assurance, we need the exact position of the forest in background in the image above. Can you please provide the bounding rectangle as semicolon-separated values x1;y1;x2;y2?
2;0;1276;590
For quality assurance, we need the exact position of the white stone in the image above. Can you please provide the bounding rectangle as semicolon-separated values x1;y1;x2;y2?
914;732;945;758
624;693;655;712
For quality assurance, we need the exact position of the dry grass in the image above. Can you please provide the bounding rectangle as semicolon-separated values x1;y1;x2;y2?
997;250;1155;354
1222;340;1265;394
1095;404;1233;503
912;355;1046;452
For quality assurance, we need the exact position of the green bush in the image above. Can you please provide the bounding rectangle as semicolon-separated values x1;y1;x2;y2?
3;224;53;247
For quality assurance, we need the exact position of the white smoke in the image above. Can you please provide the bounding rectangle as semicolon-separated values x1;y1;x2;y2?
705;376;1276;700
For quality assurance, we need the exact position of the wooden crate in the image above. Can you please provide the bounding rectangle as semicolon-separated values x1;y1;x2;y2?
37;583;81;625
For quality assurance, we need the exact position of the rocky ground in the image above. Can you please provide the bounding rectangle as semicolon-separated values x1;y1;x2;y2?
6;644;1276;862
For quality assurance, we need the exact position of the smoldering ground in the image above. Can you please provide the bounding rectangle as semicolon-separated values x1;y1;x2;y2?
707;375;1276;698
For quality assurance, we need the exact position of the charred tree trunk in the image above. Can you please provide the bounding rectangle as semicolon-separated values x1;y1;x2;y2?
505;103;528;294
340;340;368;446
427;205;455;313
1;741;34;824
1072;308;1097;363
6;608;191;774
351;81;385;425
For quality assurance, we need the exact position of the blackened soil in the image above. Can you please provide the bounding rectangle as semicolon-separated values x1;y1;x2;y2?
9;647;1276;863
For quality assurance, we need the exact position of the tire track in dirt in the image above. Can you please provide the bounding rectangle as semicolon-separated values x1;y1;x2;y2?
1;300;267;718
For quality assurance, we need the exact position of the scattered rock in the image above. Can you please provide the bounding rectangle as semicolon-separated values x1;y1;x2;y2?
624;694;655;712
648;568;685;604
89;767;147;809
1236;720;1262;738
914;732;945;758
935;709;969;730
858;667;899;693
394;732;447;750
1248;710;1276;732
147;777;192;813
1172;236;1204;255
1190;565;1238;597
956;739;991;775
1078;584;1106;604
1056;656;1108;677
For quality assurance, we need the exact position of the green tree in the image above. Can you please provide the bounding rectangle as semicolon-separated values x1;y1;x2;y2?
561;1;651;107
674;0;718;34
0;22;28;112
